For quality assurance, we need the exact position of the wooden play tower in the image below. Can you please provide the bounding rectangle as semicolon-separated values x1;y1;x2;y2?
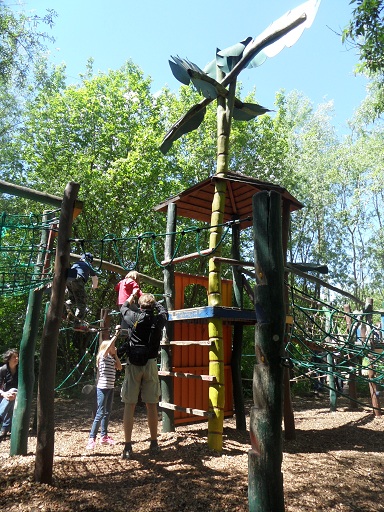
155;171;303;440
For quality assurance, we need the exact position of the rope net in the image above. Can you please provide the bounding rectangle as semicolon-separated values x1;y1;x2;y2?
3;207;383;406
0;209;242;297
0;210;59;297
286;284;384;407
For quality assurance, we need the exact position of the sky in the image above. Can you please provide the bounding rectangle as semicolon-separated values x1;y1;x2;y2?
17;0;369;134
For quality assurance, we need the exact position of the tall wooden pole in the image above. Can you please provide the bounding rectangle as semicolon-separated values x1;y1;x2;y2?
161;203;176;432
248;191;285;512
207;72;236;451
34;182;80;484
344;304;358;410
231;220;246;430
11;211;53;455
281;200;295;440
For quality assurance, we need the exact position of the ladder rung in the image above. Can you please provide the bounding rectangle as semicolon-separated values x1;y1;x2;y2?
158;371;216;382
160;340;212;346
159;401;214;418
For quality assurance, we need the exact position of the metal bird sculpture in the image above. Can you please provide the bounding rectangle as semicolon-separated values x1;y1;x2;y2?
160;0;320;154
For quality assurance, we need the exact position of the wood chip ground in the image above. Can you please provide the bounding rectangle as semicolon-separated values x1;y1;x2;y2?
0;393;383;511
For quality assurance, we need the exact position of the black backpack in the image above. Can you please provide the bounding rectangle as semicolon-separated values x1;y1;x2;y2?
128;310;157;366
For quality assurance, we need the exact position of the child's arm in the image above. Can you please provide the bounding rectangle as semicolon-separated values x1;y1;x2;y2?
114;353;122;371
128;280;142;304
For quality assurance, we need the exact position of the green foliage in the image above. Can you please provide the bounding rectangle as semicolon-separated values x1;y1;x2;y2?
1;35;384;392
0;3;56;87
343;0;384;75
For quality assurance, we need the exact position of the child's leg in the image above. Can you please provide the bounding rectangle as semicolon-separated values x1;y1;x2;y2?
100;389;114;438
89;388;106;439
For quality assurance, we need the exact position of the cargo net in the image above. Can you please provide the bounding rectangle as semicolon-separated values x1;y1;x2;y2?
0;210;59;297
286;284;384;408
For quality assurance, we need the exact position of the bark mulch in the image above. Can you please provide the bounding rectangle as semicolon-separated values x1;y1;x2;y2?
0;393;383;511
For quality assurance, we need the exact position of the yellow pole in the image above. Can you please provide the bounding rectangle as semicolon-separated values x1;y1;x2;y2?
207;74;236;451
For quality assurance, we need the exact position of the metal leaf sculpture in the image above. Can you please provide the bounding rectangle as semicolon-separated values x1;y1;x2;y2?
161;0;320;154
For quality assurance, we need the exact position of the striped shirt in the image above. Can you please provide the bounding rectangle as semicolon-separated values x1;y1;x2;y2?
97;355;116;389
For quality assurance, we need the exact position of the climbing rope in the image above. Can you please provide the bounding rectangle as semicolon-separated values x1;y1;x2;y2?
285;283;384;400
55;330;99;392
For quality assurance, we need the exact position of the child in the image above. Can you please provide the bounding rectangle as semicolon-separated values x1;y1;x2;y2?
66;253;98;330
86;327;122;449
115;270;142;309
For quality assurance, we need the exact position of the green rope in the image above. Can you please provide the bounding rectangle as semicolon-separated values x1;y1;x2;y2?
55;331;99;391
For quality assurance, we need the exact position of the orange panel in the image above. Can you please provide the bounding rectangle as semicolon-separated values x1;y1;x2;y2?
173;366;234;424
170;272;234;425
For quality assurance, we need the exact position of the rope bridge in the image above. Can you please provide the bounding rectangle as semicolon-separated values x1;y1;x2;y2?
0;209;248;297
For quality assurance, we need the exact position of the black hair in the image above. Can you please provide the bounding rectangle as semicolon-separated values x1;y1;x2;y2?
2;348;18;363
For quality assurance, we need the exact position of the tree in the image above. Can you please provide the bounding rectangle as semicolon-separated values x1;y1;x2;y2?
343;0;384;75
0;2;56;87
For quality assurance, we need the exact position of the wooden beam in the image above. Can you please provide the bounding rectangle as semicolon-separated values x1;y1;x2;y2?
158;371;216;381
159;401;215;418
284;266;364;306
160;340;212;346
0;179;83;219
161;248;212;266
69;253;163;288
212;256;254;267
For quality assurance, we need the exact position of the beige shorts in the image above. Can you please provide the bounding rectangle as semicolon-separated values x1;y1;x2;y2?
120;359;160;404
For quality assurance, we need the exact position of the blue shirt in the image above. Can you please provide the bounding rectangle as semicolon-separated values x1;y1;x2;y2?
70;260;96;282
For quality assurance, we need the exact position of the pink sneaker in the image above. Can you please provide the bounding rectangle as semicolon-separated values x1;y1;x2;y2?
100;435;115;445
86;438;96;450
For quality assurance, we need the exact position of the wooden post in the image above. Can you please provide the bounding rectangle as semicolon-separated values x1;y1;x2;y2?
161;203;176;432
207;73;236;451
324;308;337;412
231;219;246;431
281;199;295;441
363;298;381;416
327;352;337;412
11;212;53;455
344;304;358;409
99;308;110;342
248;191;285;512
34;182;80;484
10;288;43;455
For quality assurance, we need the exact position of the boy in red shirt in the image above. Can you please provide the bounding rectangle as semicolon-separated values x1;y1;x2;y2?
115;271;142;309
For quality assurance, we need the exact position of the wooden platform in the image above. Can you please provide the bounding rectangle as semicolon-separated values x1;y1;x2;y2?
168;306;257;324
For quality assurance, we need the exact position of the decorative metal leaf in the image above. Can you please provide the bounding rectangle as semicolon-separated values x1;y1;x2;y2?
190;77;218;99
232;102;271;121
169;58;190;85
160;105;207;154
287;262;328;274
247;0;320;68
169;56;206;86
203;58;217;79
204;37;253;78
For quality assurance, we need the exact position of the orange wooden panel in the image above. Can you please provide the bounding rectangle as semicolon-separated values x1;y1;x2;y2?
172;365;233;424
170;272;234;425
172;323;183;367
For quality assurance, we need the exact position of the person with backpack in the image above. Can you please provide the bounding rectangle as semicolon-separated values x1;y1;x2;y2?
117;293;168;460
0;348;19;441
65;252;98;331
